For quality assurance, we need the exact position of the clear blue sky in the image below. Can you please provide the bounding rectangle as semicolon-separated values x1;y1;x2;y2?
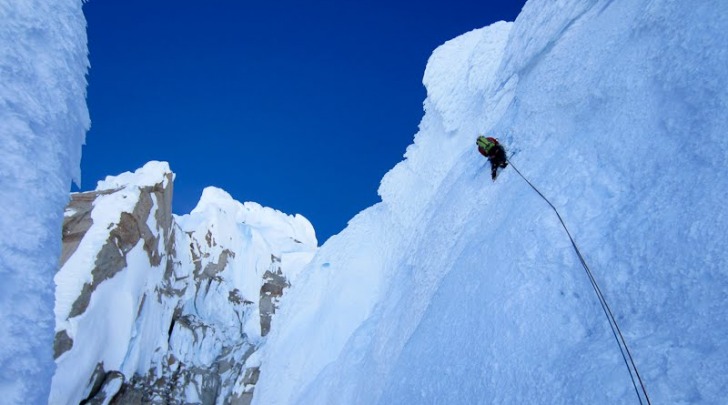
80;0;526;243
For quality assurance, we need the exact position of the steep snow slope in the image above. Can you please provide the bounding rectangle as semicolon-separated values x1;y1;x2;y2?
52;162;316;404
0;1;89;403
254;0;728;404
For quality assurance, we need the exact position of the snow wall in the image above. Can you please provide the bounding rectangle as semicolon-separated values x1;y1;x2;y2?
254;0;728;404
0;1;89;403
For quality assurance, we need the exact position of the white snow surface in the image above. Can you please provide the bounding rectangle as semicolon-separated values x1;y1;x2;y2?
95;160;174;191
54;161;172;330
52;162;174;404
0;1;89;403
51;162;317;404
183;186;316;258
254;1;728;404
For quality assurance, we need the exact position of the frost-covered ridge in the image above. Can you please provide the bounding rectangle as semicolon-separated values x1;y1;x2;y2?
52;162;316;404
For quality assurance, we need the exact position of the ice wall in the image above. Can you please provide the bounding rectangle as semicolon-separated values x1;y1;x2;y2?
254;0;728;403
0;1;90;403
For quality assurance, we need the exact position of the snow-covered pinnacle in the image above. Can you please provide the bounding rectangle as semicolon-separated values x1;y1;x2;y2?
96;160;174;190
253;1;728;404
0;1;90;403
52;162;316;404
186;186;317;253
53;161;176;404
55;161;174;329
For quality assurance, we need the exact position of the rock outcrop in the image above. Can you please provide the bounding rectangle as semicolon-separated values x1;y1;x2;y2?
51;162;317;405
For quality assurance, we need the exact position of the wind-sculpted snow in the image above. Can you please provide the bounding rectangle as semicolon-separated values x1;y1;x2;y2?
0;1;89;403
254;0;728;404
52;162;316;404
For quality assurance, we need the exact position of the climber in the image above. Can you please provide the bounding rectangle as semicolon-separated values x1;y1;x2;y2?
476;135;508;180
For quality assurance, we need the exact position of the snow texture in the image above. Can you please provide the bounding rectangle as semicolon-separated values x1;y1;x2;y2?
52;162;174;405
0;0;89;403
254;0;728;404
51;162;317;404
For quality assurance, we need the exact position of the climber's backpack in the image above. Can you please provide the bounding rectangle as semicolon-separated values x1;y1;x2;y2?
477;136;499;152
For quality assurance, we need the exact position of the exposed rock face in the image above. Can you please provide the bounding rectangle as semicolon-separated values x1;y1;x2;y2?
260;255;290;337
51;162;317;405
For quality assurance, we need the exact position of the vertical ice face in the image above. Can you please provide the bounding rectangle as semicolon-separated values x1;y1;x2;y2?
254;0;728;404
0;1;90;403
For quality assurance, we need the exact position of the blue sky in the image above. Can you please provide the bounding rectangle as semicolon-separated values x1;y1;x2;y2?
80;0;526;243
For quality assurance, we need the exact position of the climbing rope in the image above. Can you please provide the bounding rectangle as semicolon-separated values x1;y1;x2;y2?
506;159;651;405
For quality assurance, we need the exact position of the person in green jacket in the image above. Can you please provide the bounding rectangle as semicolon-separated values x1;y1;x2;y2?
477;136;508;180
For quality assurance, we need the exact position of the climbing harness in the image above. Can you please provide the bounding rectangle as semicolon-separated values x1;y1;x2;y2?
507;158;651;405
